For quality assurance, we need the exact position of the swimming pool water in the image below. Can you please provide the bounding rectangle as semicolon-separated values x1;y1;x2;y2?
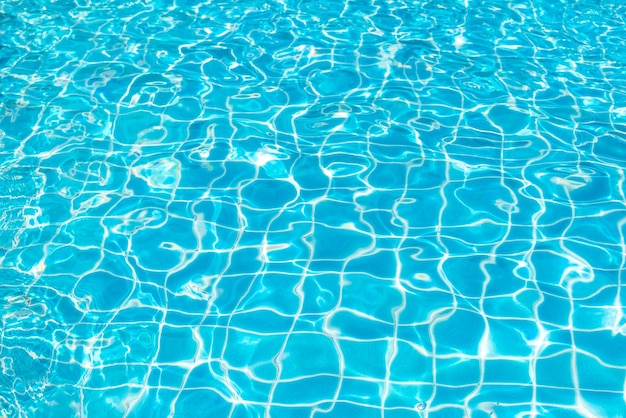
2;0;626;416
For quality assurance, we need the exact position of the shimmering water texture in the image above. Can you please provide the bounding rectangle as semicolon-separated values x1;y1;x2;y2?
2;0;626;416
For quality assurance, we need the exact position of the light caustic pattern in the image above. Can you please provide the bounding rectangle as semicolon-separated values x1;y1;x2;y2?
1;0;626;416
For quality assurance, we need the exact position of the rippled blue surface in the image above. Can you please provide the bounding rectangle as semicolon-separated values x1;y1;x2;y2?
2;0;626;416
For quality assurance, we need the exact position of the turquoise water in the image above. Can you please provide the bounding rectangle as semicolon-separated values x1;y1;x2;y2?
2;0;626;416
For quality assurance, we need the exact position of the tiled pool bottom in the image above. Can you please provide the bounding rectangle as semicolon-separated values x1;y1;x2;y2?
2;0;626;416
